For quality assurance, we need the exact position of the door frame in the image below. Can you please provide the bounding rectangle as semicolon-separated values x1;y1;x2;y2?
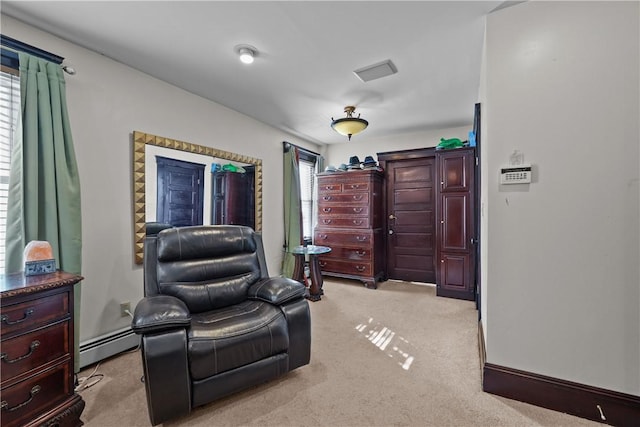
378;147;437;282
378;145;481;304
473;103;482;317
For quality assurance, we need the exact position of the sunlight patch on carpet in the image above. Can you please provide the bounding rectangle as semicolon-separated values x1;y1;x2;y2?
355;317;415;370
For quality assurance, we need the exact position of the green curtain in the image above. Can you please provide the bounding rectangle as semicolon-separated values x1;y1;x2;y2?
282;143;302;278
5;52;82;371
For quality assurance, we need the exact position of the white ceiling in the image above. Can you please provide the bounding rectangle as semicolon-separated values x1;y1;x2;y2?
1;1;510;145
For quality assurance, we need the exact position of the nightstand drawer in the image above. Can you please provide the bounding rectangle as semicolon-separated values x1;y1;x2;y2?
1;321;69;382
0;362;70;427
1;292;69;337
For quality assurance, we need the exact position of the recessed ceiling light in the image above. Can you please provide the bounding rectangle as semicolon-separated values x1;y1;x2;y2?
235;44;258;65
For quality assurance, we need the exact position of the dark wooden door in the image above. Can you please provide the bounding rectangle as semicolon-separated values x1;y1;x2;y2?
211;168;255;229
211;172;226;224
436;148;476;300
156;156;204;226
384;157;436;283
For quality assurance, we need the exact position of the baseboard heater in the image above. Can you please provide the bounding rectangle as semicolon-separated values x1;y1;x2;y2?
79;326;140;369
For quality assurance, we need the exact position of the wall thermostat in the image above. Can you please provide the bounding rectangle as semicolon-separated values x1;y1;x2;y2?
500;165;532;184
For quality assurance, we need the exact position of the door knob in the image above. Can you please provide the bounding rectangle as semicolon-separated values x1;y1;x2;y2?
388;230;394;235
388;214;396;220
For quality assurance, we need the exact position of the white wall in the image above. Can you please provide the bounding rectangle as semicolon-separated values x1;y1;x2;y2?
483;1;639;395
1;15;321;343
325;125;471;168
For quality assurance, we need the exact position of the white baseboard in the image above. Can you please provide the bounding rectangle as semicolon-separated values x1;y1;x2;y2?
79;326;139;369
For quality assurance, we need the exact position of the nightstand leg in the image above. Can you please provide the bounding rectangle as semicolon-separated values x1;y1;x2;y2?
306;255;323;301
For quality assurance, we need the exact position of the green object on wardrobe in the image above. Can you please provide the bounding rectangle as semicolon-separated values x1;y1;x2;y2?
437;137;464;149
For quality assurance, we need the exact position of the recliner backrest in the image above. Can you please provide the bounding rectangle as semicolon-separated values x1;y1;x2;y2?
153;225;262;313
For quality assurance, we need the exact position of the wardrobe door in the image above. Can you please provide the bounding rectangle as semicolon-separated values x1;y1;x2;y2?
436;148;475;300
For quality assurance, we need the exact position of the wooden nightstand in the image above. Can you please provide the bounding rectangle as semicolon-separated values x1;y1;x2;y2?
1;270;85;427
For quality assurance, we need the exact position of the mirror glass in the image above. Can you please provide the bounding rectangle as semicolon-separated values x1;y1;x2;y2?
133;131;262;264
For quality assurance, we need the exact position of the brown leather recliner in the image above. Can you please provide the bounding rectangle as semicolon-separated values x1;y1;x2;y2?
131;225;311;425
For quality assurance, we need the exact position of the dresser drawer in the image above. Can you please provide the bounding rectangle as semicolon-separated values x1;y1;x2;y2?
318;205;369;216
317;216;370;229
317;182;342;193
341;181;370;192
318;181;371;193
319;193;368;204
314;230;372;246
320;246;371;261
1;321;69;382
319;258;372;276
0;362;70;427
1;292;69;338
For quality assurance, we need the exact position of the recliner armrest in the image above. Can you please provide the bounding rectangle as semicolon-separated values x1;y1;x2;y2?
248;277;306;305
131;295;191;334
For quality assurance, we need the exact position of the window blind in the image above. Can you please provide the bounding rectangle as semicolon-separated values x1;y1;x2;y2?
299;159;316;241
0;70;19;274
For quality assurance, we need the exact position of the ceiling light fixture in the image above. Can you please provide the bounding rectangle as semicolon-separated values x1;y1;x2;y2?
331;106;368;141
235;45;257;64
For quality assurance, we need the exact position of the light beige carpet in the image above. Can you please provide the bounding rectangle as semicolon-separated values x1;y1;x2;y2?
78;278;600;426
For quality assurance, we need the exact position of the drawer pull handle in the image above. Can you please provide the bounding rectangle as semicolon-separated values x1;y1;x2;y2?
352;195;363;201
350;184;361;189
325;185;335;190
319;262;327;268
355;236;368;241
355;250;366;256
318;234;328;240
355;266;366;272
352;220;363;225
1;340;40;364
1;308;35;325
1;385;41;412
322;208;332;213
323;219;332;224
323;196;332;201
352;207;363;213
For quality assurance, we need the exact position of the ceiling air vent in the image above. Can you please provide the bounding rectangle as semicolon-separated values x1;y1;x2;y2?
353;60;398;83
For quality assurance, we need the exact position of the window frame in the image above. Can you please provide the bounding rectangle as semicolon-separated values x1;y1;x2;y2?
298;150;318;245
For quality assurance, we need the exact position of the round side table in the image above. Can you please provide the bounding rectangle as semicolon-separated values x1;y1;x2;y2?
290;245;331;301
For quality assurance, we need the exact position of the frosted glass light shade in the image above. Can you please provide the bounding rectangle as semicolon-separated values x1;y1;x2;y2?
331;118;368;139
331;106;368;140
239;48;254;64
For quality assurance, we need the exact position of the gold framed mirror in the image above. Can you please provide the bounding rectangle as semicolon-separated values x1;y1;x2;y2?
132;130;262;264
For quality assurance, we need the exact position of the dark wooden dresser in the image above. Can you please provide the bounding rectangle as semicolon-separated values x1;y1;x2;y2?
314;169;385;288
1;271;85;427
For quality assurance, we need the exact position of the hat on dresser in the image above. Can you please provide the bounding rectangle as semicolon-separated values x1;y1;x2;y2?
324;165;338;172
347;156;362;170
362;155;377;168
338;163;348;171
